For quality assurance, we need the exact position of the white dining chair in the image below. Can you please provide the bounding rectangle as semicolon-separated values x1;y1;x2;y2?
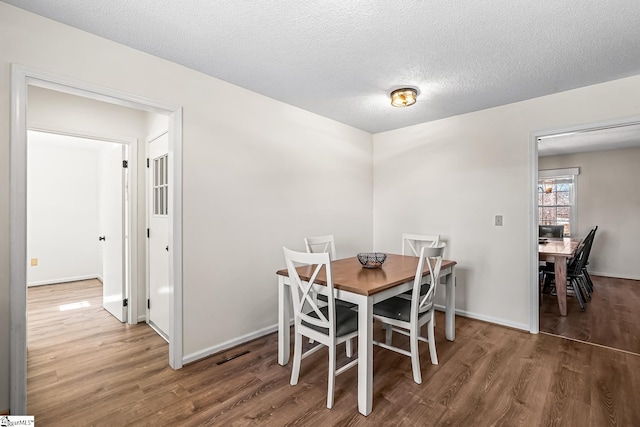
402;233;440;256
304;234;337;260
399;233;442;302
304;234;354;356
372;243;446;384
283;247;359;409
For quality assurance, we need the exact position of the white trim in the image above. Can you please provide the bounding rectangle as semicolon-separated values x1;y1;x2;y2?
433;305;529;333
168;108;183;370
538;167;580;178
183;324;279;365
146;129;169;145
529;115;640;339
182;306;532;366
534;116;640;140
529;130;540;334
10;64;184;415
28;275;102;287
589;271;640;281
10;64;28;416
149;321;170;343
29;124;138;145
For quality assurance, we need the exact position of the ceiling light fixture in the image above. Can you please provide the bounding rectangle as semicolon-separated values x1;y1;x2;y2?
390;88;418;107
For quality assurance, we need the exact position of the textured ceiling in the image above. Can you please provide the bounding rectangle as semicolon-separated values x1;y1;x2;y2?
4;1;640;134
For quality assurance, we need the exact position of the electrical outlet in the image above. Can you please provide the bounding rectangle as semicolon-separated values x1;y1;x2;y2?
495;215;503;226
31;258;38;266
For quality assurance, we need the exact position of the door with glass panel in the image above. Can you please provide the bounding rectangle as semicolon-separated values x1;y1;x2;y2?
147;133;170;339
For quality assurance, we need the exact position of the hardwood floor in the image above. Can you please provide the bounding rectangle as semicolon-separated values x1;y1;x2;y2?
540;275;640;354
28;280;640;426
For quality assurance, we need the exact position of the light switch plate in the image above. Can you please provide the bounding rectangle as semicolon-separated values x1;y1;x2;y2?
495;215;503;226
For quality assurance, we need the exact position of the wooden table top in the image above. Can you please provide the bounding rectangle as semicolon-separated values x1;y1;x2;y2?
538;237;581;257
277;253;457;297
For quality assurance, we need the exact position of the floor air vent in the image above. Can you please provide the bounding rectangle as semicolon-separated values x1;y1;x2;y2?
216;350;250;365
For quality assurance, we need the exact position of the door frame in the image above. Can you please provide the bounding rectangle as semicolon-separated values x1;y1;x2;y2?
528;115;640;334
10;64;184;414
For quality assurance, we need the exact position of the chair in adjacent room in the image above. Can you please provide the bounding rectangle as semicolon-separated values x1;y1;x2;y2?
539;224;564;238
371;243;446;384
541;238;590;310
542;226;597;299
283;247;359;409
538;225;565;287
580;226;598;293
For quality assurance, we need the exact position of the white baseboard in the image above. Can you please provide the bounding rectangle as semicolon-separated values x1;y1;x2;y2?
183;323;279;365
27;274;101;287
149;321;169;343
589;271;640;281
183;309;529;366
434;304;529;333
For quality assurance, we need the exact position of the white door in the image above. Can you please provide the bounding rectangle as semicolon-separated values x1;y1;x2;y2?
147;133;170;338
100;144;127;322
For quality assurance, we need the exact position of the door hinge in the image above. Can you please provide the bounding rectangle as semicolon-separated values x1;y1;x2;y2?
147;299;150;309
147;228;150;238
122;160;128;168
146;158;150;168
123;298;128;307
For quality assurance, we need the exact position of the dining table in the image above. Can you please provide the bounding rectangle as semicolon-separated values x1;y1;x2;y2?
539;237;581;316
276;253;457;416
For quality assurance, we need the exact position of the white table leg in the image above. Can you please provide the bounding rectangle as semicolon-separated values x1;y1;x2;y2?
278;275;291;365
445;266;456;341
357;295;373;416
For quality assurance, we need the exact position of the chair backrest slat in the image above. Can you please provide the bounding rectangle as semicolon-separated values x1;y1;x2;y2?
402;233;440;257
581;226;598;265
412;243;446;316
569;226;597;275
304;235;337;260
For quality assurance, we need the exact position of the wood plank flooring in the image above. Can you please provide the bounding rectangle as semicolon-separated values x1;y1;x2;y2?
28;280;640;426
540;275;640;354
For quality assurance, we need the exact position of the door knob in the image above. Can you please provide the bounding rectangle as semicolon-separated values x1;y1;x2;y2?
166;246;169;251
99;236;106;241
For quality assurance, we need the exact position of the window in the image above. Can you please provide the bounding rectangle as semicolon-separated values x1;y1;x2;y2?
153;154;168;216
538;168;579;236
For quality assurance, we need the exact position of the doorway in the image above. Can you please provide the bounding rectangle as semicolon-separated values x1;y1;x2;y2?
27;130;132;323
530;117;640;354
10;65;184;415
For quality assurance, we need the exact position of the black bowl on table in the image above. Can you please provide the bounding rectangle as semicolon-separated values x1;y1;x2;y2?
357;252;387;268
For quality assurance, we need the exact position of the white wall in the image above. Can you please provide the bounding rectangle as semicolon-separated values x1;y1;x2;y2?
539;147;640;280
27;132;102;285
0;3;373;410
373;76;640;330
